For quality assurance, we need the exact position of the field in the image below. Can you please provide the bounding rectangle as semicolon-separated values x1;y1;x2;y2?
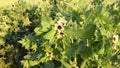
0;0;43;7
0;0;120;68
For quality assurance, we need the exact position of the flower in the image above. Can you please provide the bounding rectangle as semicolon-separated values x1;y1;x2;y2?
112;35;119;49
12;4;15;7
54;23;64;31
46;51;54;60
112;35;119;44
70;58;79;68
56;31;65;39
54;19;67;39
57;19;67;26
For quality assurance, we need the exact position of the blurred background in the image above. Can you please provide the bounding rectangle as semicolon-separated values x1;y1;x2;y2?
0;0;42;7
0;0;116;7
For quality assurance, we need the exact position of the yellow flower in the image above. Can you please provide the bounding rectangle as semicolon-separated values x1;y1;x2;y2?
56;31;65;39
70;58;79;68
54;23;64;31
46;51;54;60
54;19;67;39
112;35;118;44
112;35;119;49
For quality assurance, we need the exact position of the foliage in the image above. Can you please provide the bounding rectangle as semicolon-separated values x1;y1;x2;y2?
0;0;120;68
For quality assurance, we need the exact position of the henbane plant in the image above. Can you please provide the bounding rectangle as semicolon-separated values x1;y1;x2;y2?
0;0;119;68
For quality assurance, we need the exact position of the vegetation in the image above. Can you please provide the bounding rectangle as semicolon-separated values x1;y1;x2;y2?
0;0;120;68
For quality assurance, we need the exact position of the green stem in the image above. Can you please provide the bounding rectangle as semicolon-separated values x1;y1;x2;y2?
80;59;87;68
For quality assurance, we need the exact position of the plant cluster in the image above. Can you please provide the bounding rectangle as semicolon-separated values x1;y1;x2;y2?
0;0;120;68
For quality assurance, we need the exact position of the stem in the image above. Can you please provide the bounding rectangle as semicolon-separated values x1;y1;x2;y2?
80;59;87;68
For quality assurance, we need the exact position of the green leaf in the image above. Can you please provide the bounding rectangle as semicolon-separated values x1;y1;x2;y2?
34;27;42;35
83;23;96;39
81;47;93;59
21;60;29;68
31;44;37;52
0;32;7;37
0;38;5;45
43;29;56;43
29;60;39;66
24;55;31;60
64;47;76;59
60;60;72;68
44;61;54;68
103;63;112;68
18;38;30;50
34;17;55;36
65;27;83;39
18;35;36;50
62;43;79;60
62;36;71;48
40;57;47;63
98;47;104;55
41;16;54;32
